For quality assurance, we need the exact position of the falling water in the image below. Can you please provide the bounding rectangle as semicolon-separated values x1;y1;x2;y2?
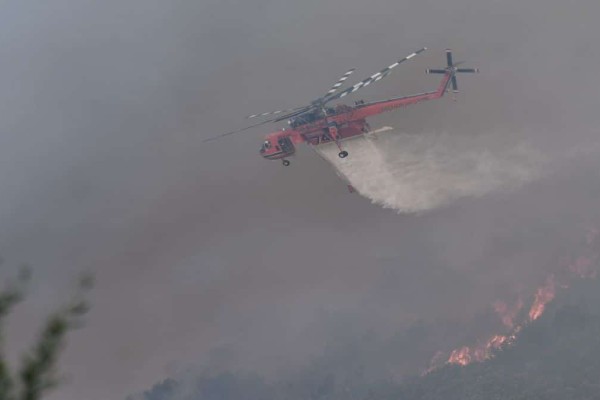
314;127;545;212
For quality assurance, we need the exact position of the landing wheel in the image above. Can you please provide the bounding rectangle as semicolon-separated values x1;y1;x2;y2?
338;151;348;158
282;159;291;166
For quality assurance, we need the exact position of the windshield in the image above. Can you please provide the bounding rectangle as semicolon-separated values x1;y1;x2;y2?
260;140;271;152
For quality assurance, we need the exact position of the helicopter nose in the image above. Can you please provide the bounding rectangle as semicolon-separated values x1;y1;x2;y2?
259;147;272;157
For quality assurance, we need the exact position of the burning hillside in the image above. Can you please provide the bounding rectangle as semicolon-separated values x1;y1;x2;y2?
427;228;600;372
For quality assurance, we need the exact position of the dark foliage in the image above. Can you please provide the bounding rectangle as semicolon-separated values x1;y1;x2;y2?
0;270;91;400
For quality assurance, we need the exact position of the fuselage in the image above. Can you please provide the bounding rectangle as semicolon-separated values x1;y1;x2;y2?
259;68;455;161
259;104;370;160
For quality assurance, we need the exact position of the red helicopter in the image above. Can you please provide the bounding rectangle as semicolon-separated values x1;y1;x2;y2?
205;48;477;166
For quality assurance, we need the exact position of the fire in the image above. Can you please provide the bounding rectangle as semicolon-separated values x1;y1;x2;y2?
488;334;508;348
447;346;471;366
528;274;556;321
429;228;600;371
446;334;509;366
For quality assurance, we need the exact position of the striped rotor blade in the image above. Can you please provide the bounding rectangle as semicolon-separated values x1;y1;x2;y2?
325;47;427;103
324;68;356;97
246;106;306;119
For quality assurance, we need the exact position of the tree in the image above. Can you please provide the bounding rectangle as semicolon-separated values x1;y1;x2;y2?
0;268;91;400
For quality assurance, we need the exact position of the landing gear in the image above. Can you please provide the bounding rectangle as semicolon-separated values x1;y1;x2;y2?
282;159;291;166
326;122;348;159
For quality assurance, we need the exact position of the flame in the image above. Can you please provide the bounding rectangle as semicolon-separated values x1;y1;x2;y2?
446;334;510;366
429;228;600;371
447;346;471;366
488;334;508;348
528;274;556;321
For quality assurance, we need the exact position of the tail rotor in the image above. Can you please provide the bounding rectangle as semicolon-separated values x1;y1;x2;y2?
426;49;478;92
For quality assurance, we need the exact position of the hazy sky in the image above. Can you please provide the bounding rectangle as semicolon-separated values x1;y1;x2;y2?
1;1;600;399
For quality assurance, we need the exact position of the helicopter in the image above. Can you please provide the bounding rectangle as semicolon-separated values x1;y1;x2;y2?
204;48;477;166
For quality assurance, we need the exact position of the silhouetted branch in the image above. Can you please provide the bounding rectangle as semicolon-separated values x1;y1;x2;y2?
0;268;92;400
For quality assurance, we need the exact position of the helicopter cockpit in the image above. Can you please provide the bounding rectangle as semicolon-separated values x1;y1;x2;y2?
259;136;296;161
259;140;271;152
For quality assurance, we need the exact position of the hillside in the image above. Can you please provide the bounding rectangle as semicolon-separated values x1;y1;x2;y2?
138;278;600;400
399;280;600;400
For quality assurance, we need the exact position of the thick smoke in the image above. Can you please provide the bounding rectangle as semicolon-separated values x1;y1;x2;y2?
2;1;600;400
315;129;545;212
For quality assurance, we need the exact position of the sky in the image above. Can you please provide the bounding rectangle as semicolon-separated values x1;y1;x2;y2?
1;1;600;399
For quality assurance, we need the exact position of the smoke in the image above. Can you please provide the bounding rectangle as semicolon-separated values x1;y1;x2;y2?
315;128;545;212
3;0;600;399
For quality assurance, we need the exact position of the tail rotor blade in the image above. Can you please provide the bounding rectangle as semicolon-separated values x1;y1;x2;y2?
446;49;454;67
426;69;447;74
456;68;479;73
427;51;477;94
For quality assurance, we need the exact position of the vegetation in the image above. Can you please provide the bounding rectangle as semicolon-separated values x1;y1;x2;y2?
0;269;91;400
140;279;600;400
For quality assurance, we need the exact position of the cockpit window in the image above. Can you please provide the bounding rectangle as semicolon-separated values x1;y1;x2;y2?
264;140;271;149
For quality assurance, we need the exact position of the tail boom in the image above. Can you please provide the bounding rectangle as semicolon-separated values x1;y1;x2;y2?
350;71;454;119
352;49;477;119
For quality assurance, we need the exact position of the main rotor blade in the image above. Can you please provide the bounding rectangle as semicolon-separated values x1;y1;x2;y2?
323;67;356;97
245;69;355;121
451;75;458;91
324;47;427;103
456;68;479;73
246;105;307;119
203;116;282;142
204;105;313;143
203;119;275;143
273;106;313;122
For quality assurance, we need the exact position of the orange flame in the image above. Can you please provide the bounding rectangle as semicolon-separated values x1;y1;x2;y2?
487;334;508;348
446;334;510;366
528;274;556;321
429;228;600;372
447;346;472;366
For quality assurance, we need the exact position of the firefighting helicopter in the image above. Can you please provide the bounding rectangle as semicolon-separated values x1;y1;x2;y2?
204;48;478;166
